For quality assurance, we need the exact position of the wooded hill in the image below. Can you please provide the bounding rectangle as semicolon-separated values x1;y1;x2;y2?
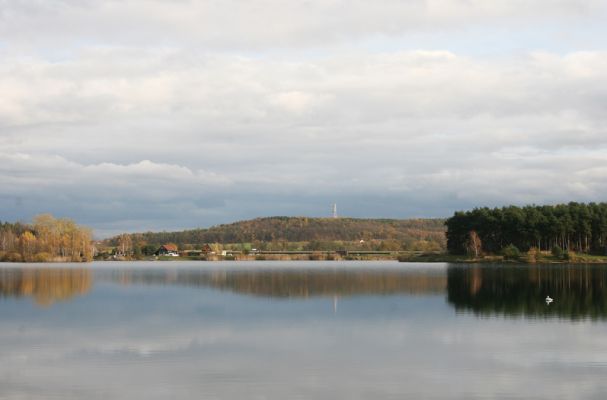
107;217;446;251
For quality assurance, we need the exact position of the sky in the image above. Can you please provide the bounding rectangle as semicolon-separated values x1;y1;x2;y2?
1;0;607;237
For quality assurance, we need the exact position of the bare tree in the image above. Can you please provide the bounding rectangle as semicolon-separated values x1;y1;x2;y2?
117;234;133;257
467;230;482;258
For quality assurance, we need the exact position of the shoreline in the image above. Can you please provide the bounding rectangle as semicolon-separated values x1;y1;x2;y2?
4;253;607;264
398;253;607;264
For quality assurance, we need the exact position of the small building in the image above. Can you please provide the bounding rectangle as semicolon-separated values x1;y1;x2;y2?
155;244;179;257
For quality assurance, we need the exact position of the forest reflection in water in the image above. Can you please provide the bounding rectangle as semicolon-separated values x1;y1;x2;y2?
447;264;607;320
107;267;447;297
2;263;607;319
0;267;91;306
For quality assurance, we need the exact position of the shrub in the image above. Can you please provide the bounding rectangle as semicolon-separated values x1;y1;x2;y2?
526;247;540;263
502;244;521;260
563;250;575;261
551;245;564;258
308;252;324;261
33;252;52;262
5;252;23;262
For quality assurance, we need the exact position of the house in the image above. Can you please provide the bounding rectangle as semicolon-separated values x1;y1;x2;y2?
155;244;179;257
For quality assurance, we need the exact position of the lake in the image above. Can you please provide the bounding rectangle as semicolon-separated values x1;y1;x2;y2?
1;261;607;399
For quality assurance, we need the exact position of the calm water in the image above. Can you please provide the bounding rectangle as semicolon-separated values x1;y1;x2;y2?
2;261;607;399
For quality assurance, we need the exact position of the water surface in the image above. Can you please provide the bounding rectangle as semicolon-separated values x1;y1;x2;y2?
1;261;607;399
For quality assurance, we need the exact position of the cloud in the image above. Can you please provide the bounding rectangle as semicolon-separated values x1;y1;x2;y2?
1;49;607;234
3;49;607;127
0;0;605;50
0;0;606;234
0;153;232;235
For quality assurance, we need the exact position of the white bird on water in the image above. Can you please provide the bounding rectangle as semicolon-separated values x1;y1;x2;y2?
545;296;553;304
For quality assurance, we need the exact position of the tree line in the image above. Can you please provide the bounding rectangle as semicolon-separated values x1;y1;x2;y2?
446;202;607;255
0;214;93;262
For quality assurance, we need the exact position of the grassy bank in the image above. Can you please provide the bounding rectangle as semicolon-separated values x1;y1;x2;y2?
100;253;403;262
97;251;607;264
398;252;607;264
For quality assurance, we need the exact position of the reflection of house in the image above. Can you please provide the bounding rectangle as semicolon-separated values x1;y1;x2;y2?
155;244;179;257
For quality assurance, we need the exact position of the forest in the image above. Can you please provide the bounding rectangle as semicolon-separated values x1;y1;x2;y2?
445;202;607;256
0;214;93;262
104;216;447;254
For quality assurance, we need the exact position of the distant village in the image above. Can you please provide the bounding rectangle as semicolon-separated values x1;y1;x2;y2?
102;241;414;261
153;243;236;258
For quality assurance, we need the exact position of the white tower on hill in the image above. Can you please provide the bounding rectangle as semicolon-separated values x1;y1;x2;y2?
332;203;338;219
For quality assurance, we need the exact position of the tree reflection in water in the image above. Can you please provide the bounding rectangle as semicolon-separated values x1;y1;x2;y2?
447;264;607;320
3;264;606;319
108;268;447;298
0;266;448;308
0;268;92;306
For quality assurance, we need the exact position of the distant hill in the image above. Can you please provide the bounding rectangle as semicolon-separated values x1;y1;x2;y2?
106;217;446;250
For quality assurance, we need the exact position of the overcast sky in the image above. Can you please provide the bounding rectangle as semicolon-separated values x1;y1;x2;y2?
1;0;607;237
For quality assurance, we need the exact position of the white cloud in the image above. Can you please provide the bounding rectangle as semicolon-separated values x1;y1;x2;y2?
0;154;229;189
0;0;605;50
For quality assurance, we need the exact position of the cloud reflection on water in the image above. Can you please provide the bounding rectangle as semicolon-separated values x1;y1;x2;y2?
3;262;607;320
1;262;607;399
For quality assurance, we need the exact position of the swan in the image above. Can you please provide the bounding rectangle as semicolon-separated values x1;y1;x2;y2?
545;296;553;304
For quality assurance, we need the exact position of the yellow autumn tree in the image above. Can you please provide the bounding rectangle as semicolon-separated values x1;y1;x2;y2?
32;214;93;262
19;231;37;262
